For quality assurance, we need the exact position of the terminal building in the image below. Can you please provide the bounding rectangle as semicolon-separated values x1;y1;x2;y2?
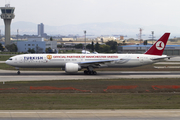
17;38;57;53
118;44;180;55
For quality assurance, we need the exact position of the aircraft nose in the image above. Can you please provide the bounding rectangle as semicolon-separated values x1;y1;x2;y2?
5;60;10;65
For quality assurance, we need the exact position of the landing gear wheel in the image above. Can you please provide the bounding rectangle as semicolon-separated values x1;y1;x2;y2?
84;70;97;75
84;70;88;75
17;71;20;75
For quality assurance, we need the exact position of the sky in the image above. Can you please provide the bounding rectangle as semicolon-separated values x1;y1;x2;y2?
1;0;180;27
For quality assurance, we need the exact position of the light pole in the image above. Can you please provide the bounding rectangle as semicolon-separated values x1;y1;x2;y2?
84;30;86;52
17;29;19;42
152;31;154;44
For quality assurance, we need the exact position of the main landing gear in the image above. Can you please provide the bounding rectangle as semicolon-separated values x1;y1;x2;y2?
84;70;97;75
17;70;20;75
15;67;20;75
84;66;97;75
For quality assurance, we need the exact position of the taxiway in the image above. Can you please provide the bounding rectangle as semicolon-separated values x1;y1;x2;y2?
0;110;180;120
0;70;180;82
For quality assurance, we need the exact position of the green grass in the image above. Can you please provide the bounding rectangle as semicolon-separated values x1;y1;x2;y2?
0;79;180;109
1;78;180;93
0;63;15;70
0;55;12;61
0;93;180;110
0;52;25;55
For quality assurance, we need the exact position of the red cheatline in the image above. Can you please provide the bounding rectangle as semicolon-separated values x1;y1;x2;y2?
152;85;180;90
104;85;138;91
30;86;91;92
0;88;17;90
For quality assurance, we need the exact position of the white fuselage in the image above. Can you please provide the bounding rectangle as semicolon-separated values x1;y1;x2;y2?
5;53;167;68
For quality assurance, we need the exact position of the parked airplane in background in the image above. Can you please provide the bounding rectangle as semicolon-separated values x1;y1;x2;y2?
6;33;170;75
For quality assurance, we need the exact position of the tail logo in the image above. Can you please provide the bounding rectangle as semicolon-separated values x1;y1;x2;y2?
156;41;164;50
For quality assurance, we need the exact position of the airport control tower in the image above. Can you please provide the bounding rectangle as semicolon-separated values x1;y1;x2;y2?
0;4;15;46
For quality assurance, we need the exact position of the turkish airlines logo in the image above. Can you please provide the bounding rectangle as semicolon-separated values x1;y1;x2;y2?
47;55;52;60
156;41;164;50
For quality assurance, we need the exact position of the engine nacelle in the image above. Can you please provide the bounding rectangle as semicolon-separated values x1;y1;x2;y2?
65;63;81;73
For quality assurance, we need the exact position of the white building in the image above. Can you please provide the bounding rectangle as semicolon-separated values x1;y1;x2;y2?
17;38;57;53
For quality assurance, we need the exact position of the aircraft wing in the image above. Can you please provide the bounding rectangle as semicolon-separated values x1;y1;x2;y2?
79;59;120;65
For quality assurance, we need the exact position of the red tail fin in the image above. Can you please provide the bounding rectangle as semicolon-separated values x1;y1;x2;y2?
145;33;170;55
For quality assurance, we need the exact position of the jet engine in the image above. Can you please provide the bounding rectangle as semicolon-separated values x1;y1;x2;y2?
65;63;81;73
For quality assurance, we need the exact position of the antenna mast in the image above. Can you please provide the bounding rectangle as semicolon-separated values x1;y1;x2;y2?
139;28;143;44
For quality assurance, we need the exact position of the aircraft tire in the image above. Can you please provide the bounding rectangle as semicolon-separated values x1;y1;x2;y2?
84;70;97;75
17;71;20;75
84;70;89;75
93;71;97;75
88;71;91;75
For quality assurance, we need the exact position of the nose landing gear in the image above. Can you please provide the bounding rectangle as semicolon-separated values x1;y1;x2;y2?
15;67;20;75
17;70;20;75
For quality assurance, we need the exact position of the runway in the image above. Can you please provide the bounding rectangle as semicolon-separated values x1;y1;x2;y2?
0;110;180;120
0;70;180;82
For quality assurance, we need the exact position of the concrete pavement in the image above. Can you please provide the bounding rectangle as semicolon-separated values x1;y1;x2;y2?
1;70;180;82
0;110;180;119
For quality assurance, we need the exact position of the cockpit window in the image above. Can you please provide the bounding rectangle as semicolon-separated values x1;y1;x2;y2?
8;58;13;60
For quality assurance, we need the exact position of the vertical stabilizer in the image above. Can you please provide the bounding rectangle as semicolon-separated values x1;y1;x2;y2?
144;33;170;55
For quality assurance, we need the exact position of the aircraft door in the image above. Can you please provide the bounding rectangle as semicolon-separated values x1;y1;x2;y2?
19;57;23;63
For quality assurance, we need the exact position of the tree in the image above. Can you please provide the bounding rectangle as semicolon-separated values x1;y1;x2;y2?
91;41;94;52
57;44;62;48
144;40;148;45
86;44;91;50
74;44;83;49
95;42;100;52
106;41;117;53
45;47;52;53
99;44;110;53
28;48;35;53
6;44;18;52
50;37;53;41
0;43;4;51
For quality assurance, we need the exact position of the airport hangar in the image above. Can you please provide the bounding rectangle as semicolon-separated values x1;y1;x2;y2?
118;44;180;55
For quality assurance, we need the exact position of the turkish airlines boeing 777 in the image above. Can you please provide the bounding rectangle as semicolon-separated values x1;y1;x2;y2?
6;33;170;75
